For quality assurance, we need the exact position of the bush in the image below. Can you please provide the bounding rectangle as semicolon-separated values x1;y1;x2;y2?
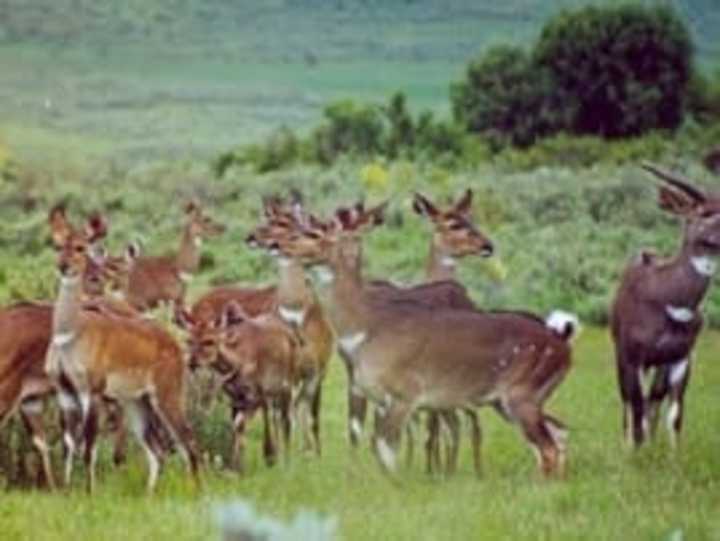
312;100;384;165
535;4;694;138
451;45;560;148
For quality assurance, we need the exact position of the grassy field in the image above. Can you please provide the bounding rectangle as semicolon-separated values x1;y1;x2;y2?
2;327;720;540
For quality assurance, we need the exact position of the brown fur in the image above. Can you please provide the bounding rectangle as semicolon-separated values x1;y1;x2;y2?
611;163;720;447
126;202;225;311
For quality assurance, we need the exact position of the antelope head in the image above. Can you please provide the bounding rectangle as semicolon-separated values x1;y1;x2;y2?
643;163;720;257
184;199;226;241
413;189;494;259
49;205;108;281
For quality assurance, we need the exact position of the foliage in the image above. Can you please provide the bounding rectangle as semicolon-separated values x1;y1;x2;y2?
450;45;561;148
687;70;720;125
312;100;385;165
535;4;694;138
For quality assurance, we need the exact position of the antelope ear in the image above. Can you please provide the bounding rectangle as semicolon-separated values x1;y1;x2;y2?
454;189;473;216
48;203;73;248
362;200;388;228
221;301;247;328
658;186;699;216
335;207;355;231
173;307;194;330
412;193;438;219
125;241;142;262
184;199;200;216
262;194;283;219
84;213;108;243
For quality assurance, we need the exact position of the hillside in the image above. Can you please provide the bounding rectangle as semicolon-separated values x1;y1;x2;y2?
1;0;718;163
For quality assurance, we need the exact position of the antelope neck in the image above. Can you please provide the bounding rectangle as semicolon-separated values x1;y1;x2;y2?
276;256;310;311
53;274;83;338
177;224;201;273
426;240;457;282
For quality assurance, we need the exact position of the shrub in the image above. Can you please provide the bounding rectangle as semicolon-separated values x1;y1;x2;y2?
451;45;560;148
312;100;384;165
535;4;694;138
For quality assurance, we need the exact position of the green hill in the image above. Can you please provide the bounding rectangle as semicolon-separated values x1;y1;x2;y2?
1;0;718;162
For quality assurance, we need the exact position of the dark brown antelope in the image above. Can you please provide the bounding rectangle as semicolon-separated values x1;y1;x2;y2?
178;301;297;472
611;163;720;448
125;201;225;311
270;203;578;477
46;208;200;493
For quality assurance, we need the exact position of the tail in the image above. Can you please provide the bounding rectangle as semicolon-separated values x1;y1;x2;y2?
545;310;581;342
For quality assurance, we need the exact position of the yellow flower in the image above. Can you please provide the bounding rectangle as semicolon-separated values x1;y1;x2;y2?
360;162;389;193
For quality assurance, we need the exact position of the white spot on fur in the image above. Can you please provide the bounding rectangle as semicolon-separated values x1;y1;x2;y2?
669;359;689;386
278;306;306;326
666;401;680;446
79;393;91;423
440;256;457;269
233;411;246;430
194;237;203;248
57;391;77;412
276;257;292;268
666;305;694;323
52;332;75;348
179;272;194;283
691;256;717;277
339;332;366;355
376;437;396;471
351;417;363;439
545;310;581;341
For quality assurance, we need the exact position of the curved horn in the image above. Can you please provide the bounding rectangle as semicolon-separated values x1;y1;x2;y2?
642;162;706;202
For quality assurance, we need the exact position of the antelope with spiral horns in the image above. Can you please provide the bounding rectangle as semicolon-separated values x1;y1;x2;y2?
611;163;720;448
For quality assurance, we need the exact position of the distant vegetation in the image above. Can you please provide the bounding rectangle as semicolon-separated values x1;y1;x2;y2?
215;3;720;175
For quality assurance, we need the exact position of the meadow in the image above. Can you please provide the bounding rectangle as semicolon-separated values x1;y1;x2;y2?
2;328;720;540
3;1;720;539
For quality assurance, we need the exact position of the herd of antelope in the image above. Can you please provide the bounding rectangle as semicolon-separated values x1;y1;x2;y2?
0;162;717;494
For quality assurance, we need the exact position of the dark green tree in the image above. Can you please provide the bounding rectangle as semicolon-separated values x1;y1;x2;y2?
450;45;560;148
535;4;694;137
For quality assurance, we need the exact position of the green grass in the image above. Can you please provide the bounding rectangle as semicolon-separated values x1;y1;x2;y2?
3;327;720;540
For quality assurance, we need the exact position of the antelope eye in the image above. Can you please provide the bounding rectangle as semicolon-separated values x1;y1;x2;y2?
448;221;465;231
701;209;718;218
74;245;85;253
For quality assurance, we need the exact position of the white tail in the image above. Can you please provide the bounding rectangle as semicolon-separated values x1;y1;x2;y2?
546;310;581;342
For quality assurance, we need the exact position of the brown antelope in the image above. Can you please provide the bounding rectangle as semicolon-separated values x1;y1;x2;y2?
412;190;492;475
611;163;720;448
178;301;297;472
269;203;578;477
0;208;144;489
46;208;200;493
252;194;489;473
125;201;225;311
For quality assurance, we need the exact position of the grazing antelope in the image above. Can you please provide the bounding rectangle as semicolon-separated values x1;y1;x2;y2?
611;163;720;448
270;203;578;477
178;302;297;472
46;208;200;493
125;201;225;311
